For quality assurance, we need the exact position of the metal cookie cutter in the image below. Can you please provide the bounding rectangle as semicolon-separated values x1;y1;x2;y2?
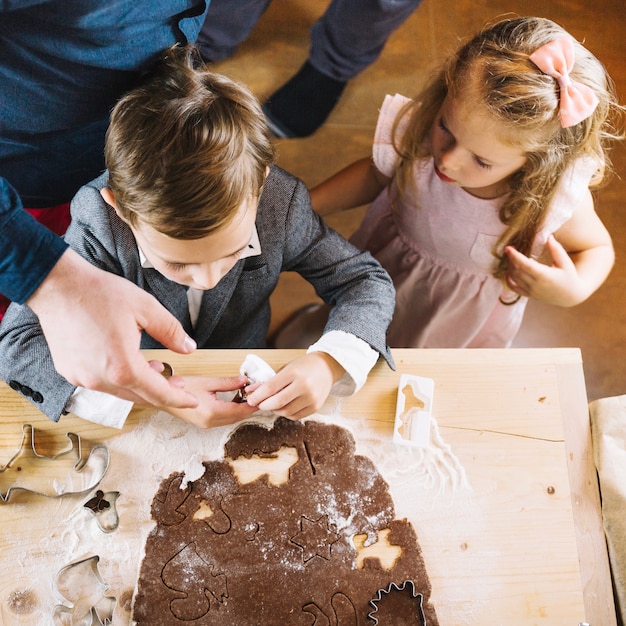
368;580;425;625
0;423;109;503
84;489;121;533
53;555;116;626
232;354;276;403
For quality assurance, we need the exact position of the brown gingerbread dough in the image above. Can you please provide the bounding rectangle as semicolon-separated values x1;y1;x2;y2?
132;417;439;625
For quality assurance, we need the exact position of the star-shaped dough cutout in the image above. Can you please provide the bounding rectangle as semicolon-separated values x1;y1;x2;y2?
291;515;340;563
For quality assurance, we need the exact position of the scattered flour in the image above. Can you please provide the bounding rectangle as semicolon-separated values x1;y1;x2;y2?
1;403;487;626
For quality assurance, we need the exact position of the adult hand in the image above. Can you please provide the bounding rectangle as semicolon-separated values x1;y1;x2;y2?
245;352;345;420
160;375;257;428
27;249;199;408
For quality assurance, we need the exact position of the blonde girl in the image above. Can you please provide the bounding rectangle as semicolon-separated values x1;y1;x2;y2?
307;16;622;348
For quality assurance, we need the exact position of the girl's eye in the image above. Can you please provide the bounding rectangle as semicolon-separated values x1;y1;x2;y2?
437;118;449;133
474;156;492;170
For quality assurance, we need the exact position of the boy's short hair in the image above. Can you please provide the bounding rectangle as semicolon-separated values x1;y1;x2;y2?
104;44;275;239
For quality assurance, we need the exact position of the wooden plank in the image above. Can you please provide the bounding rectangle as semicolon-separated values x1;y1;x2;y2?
558;361;616;624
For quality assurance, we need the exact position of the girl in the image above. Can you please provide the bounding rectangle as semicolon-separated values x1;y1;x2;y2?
305;16;622;348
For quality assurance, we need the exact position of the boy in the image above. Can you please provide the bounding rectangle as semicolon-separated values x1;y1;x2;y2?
0;45;395;429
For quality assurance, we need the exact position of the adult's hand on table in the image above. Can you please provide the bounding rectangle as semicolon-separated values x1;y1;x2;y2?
27;249;199;409
161;375;257;428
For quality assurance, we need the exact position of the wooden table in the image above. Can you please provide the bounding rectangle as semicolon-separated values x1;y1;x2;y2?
0;348;614;624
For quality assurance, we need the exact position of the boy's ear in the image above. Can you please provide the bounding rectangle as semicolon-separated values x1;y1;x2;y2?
100;187;125;221
100;187;117;209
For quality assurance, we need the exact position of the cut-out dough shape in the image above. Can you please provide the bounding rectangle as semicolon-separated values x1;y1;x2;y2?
303;592;357;625
0;424;109;503
152;474;191;526
52;555;116;626
193;495;232;534
368;580;425;625
226;445;298;486
161;543;227;621
291;514;340;563
352;528;403;570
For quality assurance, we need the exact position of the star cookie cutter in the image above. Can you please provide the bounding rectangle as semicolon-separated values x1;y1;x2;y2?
368;580;426;625
0;423;109;503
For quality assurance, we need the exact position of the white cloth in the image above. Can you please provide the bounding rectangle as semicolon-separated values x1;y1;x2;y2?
589;394;626;622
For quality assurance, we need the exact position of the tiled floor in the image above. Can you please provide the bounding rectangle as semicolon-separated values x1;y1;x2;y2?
212;0;626;402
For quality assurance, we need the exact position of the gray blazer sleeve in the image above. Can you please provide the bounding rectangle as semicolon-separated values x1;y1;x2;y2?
0;301;76;422
258;166;396;367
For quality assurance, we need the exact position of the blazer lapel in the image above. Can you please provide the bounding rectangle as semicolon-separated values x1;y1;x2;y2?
142;268;193;335
193;263;244;345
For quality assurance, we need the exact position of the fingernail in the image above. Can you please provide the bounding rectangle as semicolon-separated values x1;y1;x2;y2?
183;336;197;352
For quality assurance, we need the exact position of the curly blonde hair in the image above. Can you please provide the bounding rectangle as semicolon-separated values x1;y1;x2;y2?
391;16;622;278
105;44;275;239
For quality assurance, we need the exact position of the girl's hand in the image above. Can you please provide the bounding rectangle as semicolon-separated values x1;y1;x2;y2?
504;237;588;306
160;375;257;428
244;353;345;420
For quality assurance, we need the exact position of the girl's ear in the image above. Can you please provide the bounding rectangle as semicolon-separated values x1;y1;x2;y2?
100;187;126;222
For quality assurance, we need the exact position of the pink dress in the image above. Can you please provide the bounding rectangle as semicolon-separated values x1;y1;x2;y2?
350;94;598;348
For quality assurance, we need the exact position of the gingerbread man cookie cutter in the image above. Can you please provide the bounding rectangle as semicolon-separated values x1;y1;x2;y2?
0;423;109;503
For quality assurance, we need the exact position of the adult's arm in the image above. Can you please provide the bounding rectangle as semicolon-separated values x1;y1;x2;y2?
0;178;199;412
0;177;67;302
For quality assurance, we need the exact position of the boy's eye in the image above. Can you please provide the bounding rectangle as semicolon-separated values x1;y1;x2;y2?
165;261;187;271
230;247;246;259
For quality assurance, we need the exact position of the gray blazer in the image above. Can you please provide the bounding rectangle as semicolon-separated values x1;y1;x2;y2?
0;166;395;421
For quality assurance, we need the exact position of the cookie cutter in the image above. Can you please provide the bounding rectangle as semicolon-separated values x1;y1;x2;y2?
53;555;116;626
84;489;120;533
0;423;109;503
393;374;434;448
232;377;251;403
232;354;276;403
368;580;426;625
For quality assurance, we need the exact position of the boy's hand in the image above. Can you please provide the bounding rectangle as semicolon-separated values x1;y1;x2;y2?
157;375;257;428
504;237;585;307
244;353;345;420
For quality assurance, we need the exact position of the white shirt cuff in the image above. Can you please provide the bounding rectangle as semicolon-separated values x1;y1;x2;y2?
65;387;134;429
306;330;378;397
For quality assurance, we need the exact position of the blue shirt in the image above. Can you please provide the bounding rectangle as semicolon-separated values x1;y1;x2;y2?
0;0;209;300
1;0;208;206
0;177;67;302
